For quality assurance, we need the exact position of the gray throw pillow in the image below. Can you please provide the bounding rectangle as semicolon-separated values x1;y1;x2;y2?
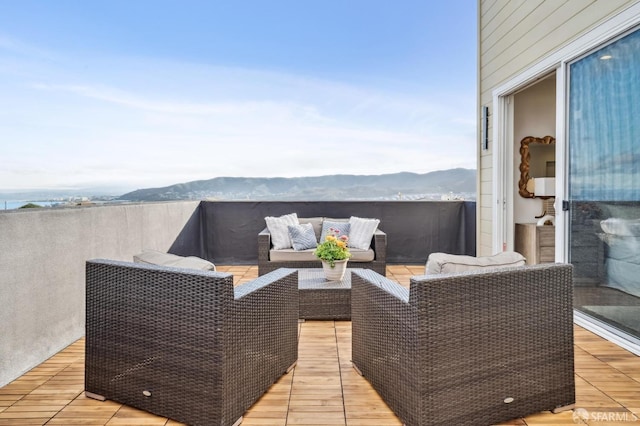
288;223;318;251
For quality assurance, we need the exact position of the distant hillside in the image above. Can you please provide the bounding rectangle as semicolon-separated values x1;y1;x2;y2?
119;168;476;201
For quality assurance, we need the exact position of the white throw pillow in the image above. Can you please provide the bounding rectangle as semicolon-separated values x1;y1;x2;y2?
348;216;380;250
265;213;299;250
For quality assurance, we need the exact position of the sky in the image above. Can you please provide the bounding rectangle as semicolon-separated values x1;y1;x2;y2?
0;1;477;194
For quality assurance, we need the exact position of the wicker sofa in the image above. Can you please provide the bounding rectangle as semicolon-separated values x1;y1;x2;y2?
258;217;387;276
85;260;299;426
351;264;575;426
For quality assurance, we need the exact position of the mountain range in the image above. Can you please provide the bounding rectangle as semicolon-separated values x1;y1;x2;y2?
119;168;476;201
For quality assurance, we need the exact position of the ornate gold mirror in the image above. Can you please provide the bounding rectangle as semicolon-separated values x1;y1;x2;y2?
518;135;555;198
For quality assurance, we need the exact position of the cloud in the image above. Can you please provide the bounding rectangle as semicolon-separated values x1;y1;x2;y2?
0;35;57;60
0;41;476;191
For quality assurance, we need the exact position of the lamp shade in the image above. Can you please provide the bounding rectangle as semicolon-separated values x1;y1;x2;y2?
534;177;555;197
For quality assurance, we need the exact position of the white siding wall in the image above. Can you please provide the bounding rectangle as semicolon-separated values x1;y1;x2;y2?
477;0;637;256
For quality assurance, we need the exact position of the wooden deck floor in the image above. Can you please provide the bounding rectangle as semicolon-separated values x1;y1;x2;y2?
1;265;640;425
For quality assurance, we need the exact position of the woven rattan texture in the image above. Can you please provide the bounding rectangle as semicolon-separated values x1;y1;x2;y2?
85;260;298;426
351;265;575;426
258;228;386;276
298;269;354;320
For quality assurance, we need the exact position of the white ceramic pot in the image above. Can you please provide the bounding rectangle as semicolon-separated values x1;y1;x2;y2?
321;259;348;281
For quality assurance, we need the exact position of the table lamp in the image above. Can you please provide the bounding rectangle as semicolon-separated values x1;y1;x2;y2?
534;177;555;225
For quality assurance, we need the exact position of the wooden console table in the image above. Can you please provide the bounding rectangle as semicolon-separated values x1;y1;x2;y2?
515;223;555;265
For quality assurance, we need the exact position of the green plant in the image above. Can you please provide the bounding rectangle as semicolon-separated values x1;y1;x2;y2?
314;227;351;267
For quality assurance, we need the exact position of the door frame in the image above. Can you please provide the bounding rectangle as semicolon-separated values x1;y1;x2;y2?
490;2;640;256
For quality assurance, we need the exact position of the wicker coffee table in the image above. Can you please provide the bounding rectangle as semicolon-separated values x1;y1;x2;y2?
298;268;359;320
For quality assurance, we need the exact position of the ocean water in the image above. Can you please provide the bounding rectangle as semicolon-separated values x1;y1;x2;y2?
1;200;62;210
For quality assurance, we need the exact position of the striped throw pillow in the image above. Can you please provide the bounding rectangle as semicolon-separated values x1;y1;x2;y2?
348;216;380;249
288;223;318;251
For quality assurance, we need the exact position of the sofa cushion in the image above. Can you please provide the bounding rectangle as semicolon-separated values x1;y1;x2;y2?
134;250;216;271
265;212;299;250
270;248;318;262
270;247;375;262
348;216;380;249
323;217;349;222
320;220;351;243
288;223;318;251
347;248;375;262
425;252;526;275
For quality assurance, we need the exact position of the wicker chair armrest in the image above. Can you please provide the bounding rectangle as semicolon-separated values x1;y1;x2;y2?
228;268;299;408
371;229;387;261
258;227;271;236
351;269;414;355
350;269;413;349
351;269;417;419
351;269;408;303
234;268;297;300
258;227;272;262
231;267;298;341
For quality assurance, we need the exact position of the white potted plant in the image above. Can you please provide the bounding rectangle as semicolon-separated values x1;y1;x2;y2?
314;227;351;280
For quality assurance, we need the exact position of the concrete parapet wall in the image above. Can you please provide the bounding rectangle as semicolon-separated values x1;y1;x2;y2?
0;199;476;387
0;201;201;387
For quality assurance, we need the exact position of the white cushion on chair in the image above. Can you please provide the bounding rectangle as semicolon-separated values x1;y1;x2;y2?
134;250;216;271
425;252;526;275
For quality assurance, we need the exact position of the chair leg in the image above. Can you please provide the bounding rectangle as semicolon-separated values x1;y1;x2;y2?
351;362;363;376
552;403;576;414
232;416;243;426
85;391;106;401
286;361;297;373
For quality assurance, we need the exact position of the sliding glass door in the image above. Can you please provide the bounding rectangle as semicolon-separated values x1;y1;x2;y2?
568;27;640;343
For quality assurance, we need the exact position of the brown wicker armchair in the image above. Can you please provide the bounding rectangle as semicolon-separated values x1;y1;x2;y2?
85;260;298;426
351;264;575;426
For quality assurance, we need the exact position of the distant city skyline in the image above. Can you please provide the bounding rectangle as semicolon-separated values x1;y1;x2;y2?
0;1;477;193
